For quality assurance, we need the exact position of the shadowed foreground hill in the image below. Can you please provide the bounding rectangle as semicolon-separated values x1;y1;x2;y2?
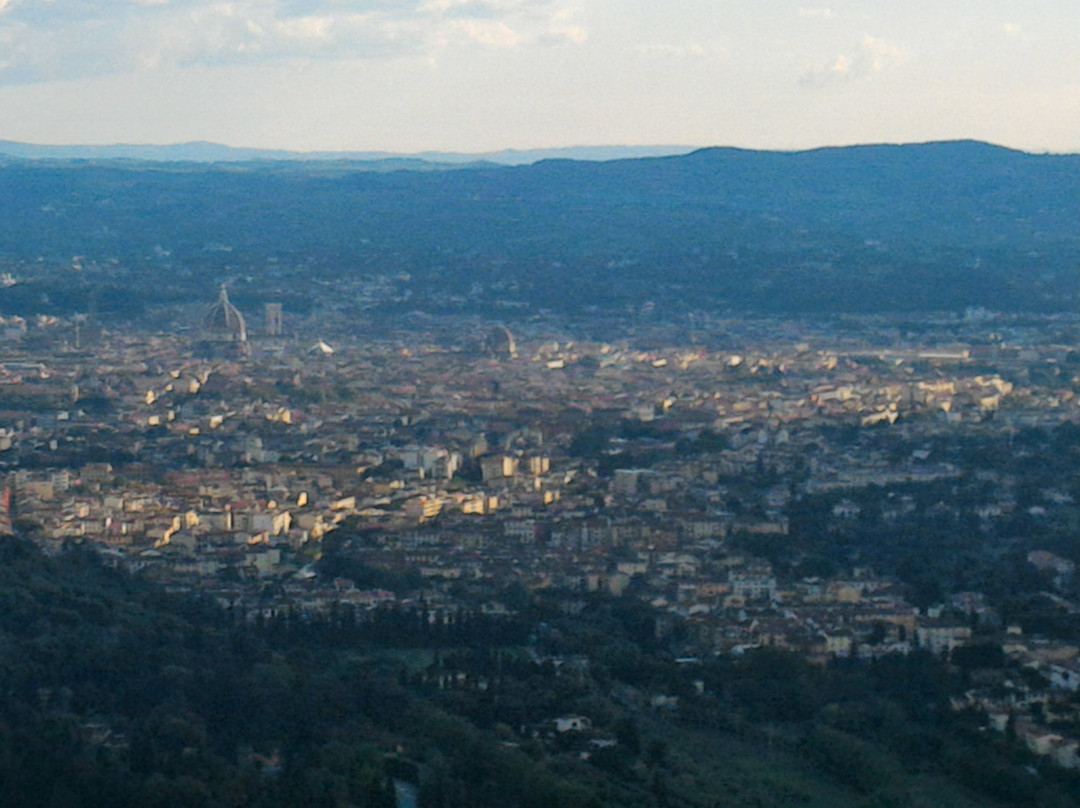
0;141;1075;317
1;538;1078;807
0;538;593;808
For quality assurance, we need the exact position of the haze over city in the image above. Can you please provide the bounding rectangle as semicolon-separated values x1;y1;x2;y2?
0;0;1076;154
3;2;1080;807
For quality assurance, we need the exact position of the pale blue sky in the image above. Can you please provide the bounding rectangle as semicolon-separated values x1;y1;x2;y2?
0;0;1075;153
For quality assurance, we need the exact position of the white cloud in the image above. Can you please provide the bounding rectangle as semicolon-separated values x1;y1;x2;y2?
797;8;833;19
553;25;585;44
1001;22;1021;35
420;0;543;12
452;18;522;47
801;33;906;87
635;43;705;59
0;0;587;84
860;35;903;73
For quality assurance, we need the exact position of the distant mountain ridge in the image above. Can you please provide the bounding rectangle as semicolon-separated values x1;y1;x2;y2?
0;139;1075;317
0;139;697;166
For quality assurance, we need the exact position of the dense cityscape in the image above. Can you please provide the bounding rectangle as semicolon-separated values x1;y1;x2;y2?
0;128;1073;806
1;0;1077;801
3;283;1080;799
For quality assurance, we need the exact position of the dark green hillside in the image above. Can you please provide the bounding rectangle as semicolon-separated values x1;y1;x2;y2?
0;538;1077;807
0;141;1074;318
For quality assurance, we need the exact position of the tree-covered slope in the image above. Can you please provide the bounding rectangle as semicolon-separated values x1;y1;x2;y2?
0;141;1075;317
1;538;1078;807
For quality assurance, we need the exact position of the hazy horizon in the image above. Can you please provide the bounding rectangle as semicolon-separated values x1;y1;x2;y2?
0;2;1075;156
1;137;1075;160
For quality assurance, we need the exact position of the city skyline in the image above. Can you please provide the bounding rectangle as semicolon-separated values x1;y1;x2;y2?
0;0;1075;155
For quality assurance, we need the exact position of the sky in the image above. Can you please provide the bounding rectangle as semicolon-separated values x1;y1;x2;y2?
0;0;1075;154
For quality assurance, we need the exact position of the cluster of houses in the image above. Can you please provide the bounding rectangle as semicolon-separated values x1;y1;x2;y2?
2;311;1080;766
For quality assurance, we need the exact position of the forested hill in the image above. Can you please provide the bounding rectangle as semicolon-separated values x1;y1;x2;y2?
0;141;1075;317
3;534;1080;807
